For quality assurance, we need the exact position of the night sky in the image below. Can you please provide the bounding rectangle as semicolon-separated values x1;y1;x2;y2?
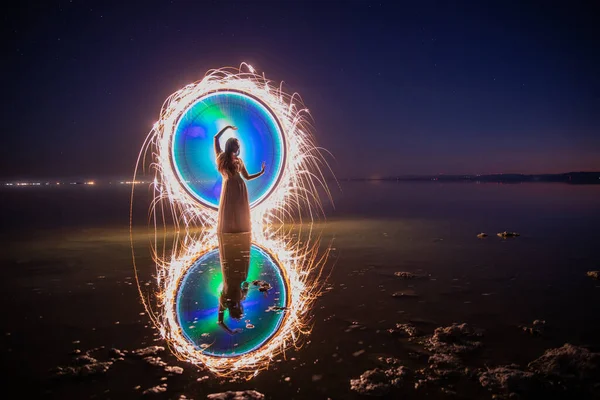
3;0;599;179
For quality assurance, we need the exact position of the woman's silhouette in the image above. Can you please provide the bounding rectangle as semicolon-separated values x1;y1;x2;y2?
217;232;251;335
214;125;265;233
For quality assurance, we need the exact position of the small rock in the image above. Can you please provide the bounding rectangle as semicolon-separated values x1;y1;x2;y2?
388;323;421;337
143;384;167;395
110;348;126;358
350;365;411;396
587;271;599;280
477;233;488;238
73;355;98;365
144;356;167;367
522;326;541;336
164;365;184;374
132;346;165;357
497;231;520;238
392;292;419;299
394;271;429;279
350;358;412;395
53;361;113;378
206;390;265;400
350;368;393;396
394;271;417;279
520;320;546;336
252;280;272;292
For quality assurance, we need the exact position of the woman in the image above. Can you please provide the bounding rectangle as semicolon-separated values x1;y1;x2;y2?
216;232;251;335
214;125;266;234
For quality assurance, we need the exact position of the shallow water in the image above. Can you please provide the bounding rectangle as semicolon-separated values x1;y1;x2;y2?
1;182;599;398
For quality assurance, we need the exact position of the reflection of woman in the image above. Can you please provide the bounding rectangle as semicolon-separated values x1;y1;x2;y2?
217;232;251;335
214;125;266;234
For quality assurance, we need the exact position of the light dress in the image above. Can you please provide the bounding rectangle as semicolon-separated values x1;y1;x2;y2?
216;158;252;234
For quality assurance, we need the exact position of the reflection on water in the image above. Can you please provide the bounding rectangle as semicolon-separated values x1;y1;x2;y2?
176;233;288;357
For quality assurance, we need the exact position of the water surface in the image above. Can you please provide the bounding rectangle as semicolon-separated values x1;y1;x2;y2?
1;181;599;398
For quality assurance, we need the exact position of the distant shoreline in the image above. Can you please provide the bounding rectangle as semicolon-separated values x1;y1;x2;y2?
333;172;600;185
3;172;600;186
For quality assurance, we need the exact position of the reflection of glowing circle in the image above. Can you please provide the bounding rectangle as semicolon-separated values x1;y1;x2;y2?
176;244;288;357
171;90;286;210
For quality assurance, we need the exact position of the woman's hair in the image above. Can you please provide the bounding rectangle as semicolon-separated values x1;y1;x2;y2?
217;138;241;175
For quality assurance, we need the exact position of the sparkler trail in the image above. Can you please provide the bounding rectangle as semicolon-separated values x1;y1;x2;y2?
130;63;334;377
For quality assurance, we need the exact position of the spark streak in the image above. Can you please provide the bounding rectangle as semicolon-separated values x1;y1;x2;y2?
131;64;333;377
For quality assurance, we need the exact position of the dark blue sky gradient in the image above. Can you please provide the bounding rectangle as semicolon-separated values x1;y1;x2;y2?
2;0;598;178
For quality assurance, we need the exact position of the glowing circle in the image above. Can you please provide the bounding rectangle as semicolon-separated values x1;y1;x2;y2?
176;244;288;357
171;90;286;210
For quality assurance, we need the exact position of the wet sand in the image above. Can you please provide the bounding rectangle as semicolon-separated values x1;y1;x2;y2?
1;182;599;399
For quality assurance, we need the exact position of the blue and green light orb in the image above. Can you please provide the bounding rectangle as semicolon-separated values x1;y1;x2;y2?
171;90;286;210
176;245;288;357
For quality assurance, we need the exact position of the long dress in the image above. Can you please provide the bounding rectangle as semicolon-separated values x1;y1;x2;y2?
217;159;251;234
218;232;251;305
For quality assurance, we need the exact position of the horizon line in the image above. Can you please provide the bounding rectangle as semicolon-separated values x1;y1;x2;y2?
2;171;600;183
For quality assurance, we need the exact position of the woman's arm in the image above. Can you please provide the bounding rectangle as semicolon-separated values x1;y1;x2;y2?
214;125;237;156
217;311;234;334
240;161;266;181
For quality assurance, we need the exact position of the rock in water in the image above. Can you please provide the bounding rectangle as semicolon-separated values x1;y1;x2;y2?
252;280;272;292
350;358;412;395
528;343;600;382
388;323;421;337
497;231;520;238
411;323;486;391
144;356;166;367
587;271;599;280
477;233;488;238
132;346;165;357
164;365;184;374
520;319;546;336
426;322;483;354
428;353;462;373
53;361;113;378
73;355;98;365
479;365;542;399
392;291;419;299
206;390;265;400
350;368;393;396
110;348;126;358
394;271;417;279
143;384;167;395
394;271;429;279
